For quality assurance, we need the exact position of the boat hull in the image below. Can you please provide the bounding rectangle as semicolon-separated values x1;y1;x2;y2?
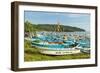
38;48;81;55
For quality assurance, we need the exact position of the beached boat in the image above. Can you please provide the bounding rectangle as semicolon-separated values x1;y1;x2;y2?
38;47;80;55
76;42;90;53
32;41;80;55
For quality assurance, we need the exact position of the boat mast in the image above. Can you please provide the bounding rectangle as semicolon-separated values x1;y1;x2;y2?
55;19;62;32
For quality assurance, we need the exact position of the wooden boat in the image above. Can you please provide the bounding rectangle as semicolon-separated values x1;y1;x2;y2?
48;42;64;44
32;41;81;55
36;47;80;55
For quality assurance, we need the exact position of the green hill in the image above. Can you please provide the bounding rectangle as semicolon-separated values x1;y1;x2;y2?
24;21;85;32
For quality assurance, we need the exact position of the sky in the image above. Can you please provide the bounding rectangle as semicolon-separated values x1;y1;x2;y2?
24;11;90;32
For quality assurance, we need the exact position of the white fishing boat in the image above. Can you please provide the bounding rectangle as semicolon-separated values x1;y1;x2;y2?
38;47;80;55
32;41;80;55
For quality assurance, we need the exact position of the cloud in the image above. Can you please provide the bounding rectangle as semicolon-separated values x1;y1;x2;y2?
67;13;90;18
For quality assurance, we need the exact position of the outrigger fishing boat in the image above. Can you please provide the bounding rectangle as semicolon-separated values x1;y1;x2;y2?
31;20;82;55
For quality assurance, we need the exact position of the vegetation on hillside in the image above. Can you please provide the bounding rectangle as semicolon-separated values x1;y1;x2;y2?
24;21;85;32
